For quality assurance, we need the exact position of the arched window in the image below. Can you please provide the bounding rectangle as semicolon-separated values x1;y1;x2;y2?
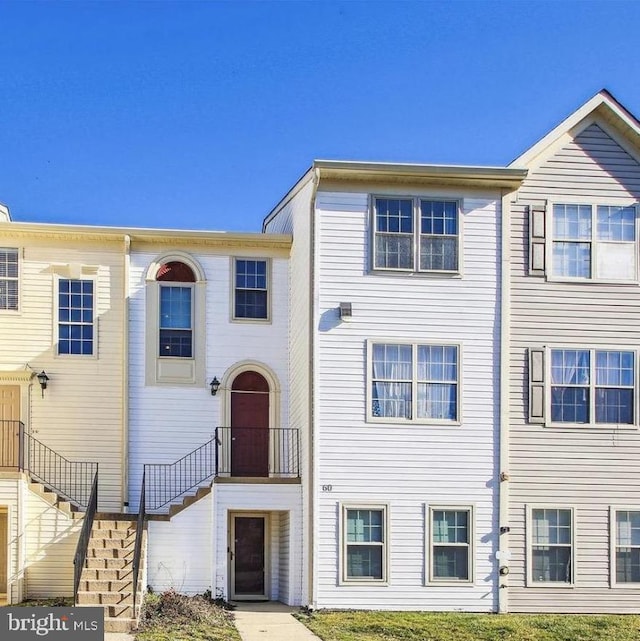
145;253;206;386
157;261;196;358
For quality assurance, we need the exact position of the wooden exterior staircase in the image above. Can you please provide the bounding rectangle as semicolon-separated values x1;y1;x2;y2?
76;515;146;633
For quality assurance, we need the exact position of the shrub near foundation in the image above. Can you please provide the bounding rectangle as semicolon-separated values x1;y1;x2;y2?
136;590;240;641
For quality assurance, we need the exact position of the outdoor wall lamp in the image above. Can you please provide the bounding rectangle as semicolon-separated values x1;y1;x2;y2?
210;377;221;396
37;371;50;397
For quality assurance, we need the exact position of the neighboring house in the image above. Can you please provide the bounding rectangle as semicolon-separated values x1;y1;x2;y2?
0;207;127;603
504;90;640;613
263;161;525;610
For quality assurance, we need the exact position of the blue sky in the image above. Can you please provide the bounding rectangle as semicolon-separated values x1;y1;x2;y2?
1;1;639;232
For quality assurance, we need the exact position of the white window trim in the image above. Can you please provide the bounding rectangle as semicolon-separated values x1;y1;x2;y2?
609;505;640;588
370;195;464;277
158;281;195;358
0;247;20;314
426;504;475;586
366;339;462;425
339;503;389;585
230;257;272;323
545;346;638;429
53;274;98;359
526;504;575;588
144;252;206;387
546;197;639;285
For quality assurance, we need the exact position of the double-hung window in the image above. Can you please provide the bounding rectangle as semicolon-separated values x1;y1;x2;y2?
613;509;640;584
429;507;472;582
58;278;94;355
233;258;268;320
373;197;460;273
370;342;459;422
342;505;387;582
552;203;637;281
550;349;634;425
159;286;192;357
530;507;573;584
0;248;18;311
157;260;196;358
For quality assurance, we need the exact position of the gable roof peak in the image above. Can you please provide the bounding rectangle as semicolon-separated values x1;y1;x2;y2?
510;89;640;168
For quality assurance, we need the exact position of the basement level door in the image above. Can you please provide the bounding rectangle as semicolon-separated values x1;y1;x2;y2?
230;514;268;600
0;386;20;469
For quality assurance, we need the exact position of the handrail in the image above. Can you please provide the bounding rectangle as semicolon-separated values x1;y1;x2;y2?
23;430;98;509
73;469;98;604
132;469;146;617
144;437;216;511
0;420;98;509
215;427;299;478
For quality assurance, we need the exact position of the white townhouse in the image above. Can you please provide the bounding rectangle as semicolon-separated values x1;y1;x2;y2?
124;229;302;605
263;161;525;610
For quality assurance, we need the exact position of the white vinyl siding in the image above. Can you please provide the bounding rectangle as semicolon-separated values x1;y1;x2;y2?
315;188;499;611
128;249;290;512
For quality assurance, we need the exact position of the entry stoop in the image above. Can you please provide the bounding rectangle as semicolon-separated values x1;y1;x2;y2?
76;516;146;633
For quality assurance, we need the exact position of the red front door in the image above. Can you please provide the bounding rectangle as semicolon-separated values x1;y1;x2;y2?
231;372;269;477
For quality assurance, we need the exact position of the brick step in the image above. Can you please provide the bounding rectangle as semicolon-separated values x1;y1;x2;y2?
104;617;136;633
80;579;134;592
106;605;134;619
88;538;135;550
87;547;134;560
90;528;133;540
93;518;137;531
85;557;131;570
82;568;133;581
76;591;133;606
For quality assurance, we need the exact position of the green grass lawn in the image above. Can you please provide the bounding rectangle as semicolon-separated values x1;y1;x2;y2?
296;610;640;641
135;591;241;641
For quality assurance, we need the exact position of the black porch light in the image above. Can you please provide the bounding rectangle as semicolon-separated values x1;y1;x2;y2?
37;371;50;397
210;376;221;396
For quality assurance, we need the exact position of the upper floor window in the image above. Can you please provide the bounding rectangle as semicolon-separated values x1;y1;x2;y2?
551;203;637;281
0;248;18;311
58;278;94;355
373;197;459;273
233;259;269;320
157;261;195;358
550;349;634;425
370;342;459;423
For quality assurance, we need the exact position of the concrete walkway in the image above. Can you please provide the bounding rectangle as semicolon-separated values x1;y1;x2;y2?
232;602;322;641
105;634;136;641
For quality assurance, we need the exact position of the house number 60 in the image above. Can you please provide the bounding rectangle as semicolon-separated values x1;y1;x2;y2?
321;485;333;492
